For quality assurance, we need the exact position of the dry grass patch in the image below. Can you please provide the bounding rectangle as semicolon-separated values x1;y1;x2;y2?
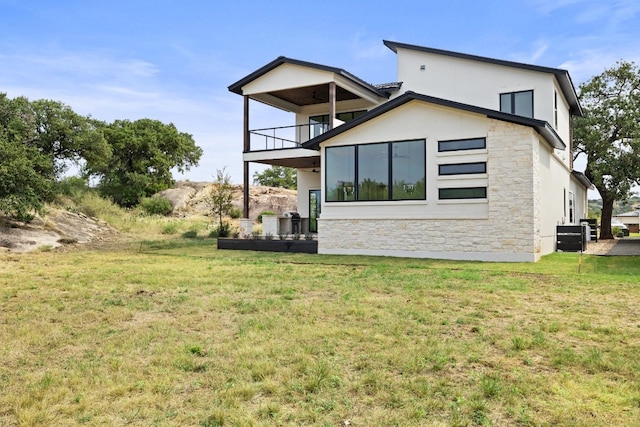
0;243;639;426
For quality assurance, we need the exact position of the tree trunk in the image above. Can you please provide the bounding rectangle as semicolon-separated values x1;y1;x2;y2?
599;195;615;240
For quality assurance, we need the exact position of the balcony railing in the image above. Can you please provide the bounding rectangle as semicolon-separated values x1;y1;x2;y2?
249;123;329;151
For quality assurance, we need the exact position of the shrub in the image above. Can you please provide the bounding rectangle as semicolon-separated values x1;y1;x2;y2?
257;211;275;223
140;197;173;216
182;230;198;239
209;222;232;238
229;206;242;219
162;223;178;235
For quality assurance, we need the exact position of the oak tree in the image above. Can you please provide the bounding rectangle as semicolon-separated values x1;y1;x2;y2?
573;61;640;239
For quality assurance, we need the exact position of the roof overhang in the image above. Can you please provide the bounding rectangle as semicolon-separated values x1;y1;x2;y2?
383;40;583;117
571;171;594;189
302;91;566;151
228;56;390;111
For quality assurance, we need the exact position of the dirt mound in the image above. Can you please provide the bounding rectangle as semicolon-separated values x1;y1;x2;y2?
157;181;298;220
0;209;119;253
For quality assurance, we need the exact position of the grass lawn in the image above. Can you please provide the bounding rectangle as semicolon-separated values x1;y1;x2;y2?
1;239;639;426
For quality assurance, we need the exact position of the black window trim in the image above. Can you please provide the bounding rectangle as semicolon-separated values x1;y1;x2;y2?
438;187;487;200
438;162;487;176
438;137;486;152
325;138;426;203
499;89;534;118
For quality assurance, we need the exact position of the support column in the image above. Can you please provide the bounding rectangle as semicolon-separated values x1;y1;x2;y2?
243;95;250;219
329;82;336;130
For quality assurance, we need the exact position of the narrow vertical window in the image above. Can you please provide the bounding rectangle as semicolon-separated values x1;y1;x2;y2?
554;90;558;130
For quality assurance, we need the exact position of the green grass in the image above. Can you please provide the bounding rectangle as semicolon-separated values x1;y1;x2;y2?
1;239;639;426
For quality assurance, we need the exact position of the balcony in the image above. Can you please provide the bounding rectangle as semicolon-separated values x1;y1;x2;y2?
248;123;329;152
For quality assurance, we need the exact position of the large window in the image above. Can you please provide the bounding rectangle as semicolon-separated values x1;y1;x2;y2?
500;90;533;118
325;139;425;202
310;110;367;139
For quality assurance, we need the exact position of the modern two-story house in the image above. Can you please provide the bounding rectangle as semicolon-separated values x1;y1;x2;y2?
228;40;592;262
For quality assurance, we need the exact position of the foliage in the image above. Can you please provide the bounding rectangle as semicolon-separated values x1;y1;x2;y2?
228;206;242;219
0;124;56;221
206;167;235;231
253;166;297;189
89;119;202;207
181;230;198;239
139;197;173;216
573;61;640;239
257;210;275;223
209;221;233;238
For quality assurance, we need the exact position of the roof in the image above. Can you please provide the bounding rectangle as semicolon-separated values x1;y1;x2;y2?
302;91;566;151
571;171;594;189
614;210;640;217
228;56;389;98
383;40;583;116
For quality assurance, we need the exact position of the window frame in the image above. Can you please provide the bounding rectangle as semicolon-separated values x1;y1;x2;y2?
438;187;487;200
325;139;426;203
499;90;534;118
438;162;487;176
438;137;486;152
309;110;367;139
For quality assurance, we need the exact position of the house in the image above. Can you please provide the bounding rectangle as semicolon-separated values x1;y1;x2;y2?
228;40;592;262
613;210;640;233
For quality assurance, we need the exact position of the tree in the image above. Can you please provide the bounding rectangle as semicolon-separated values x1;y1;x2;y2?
207;167;235;236
0;128;55;220
253;165;297;189
89;119;203;207
574;61;640;239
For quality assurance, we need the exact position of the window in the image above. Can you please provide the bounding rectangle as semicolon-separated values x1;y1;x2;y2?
554;90;558;130
310;110;367;139
325;139;425;202
439;187;487;200
568;191;575;223
439;162;486;175
438;137;486;152
325;146;355;201
500;90;533;118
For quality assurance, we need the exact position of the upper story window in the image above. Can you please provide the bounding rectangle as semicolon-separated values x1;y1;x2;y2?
325;139;426;202
500;90;533;118
310;110;367;139
554;90;558;129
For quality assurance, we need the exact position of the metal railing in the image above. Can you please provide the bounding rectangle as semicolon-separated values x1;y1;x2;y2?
249;123;329;151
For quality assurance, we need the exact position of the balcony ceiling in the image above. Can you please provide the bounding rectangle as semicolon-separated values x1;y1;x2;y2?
268;83;360;106
252;155;320;169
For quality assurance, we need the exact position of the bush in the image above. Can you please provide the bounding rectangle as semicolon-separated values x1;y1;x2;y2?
257;210;275;223
209;221;232;238
229;206;242;219
182;230;198;239
162;223;178;235
140;197;173;216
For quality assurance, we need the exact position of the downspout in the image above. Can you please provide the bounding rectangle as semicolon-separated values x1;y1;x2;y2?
329;82;336;130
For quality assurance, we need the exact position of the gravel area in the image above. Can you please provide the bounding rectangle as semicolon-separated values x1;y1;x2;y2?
584;237;640;256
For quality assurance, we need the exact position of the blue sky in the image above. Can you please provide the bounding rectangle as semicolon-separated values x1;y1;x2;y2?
1;0;639;192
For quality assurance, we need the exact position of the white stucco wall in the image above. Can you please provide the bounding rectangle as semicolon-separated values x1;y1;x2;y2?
296;169;321;219
392;47;572;148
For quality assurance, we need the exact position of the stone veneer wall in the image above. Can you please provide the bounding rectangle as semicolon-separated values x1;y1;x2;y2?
318;119;542;262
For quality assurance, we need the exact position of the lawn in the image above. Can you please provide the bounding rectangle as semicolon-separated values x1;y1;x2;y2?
1;239;639;426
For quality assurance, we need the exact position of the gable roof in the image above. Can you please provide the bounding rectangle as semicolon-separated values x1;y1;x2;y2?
228;56;389;98
383;40;582;116
302;91;566;151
